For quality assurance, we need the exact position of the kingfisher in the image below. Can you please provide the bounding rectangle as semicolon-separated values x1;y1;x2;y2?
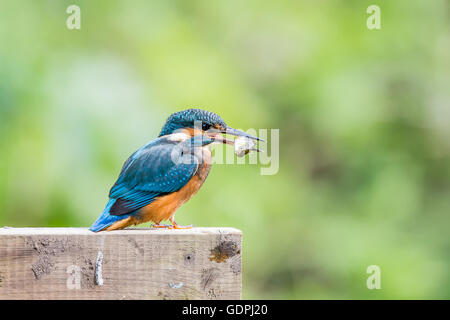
89;108;261;232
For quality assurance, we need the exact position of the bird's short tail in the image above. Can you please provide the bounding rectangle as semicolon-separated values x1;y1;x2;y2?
89;199;130;232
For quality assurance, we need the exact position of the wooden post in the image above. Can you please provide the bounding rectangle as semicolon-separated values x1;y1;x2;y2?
0;227;242;300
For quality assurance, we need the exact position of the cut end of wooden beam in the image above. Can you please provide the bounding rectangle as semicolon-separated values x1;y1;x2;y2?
0;227;242;300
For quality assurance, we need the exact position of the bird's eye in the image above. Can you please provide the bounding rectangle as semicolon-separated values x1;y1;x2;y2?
202;123;211;131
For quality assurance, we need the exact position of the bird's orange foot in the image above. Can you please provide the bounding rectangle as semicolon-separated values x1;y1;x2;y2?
170;224;193;229
168;218;193;229
151;223;171;229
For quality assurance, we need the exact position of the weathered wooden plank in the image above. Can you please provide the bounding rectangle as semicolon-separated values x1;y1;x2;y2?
0;227;242;300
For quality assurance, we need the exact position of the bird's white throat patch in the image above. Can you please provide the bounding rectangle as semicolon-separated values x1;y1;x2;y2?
167;132;191;142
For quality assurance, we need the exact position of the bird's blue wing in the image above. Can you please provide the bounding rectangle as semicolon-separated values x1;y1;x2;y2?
108;138;199;216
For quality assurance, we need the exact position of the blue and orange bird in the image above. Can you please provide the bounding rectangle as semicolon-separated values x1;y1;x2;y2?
89;108;261;232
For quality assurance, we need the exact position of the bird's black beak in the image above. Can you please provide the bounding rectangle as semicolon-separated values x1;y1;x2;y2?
206;126;264;147
222;127;264;142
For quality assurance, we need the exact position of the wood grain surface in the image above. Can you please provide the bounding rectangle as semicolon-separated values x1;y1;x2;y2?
0;227;242;300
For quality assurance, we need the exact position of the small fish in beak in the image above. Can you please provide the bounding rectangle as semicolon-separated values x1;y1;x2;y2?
234;136;261;157
207;126;263;156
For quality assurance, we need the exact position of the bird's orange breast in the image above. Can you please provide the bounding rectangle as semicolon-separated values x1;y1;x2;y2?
137;148;212;224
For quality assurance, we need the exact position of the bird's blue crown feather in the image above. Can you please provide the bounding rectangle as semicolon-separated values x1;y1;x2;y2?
158;108;226;136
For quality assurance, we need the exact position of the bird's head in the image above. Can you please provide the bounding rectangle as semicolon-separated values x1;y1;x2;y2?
159;108;262;146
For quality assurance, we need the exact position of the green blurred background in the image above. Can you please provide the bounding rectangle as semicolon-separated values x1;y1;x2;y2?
0;0;449;299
